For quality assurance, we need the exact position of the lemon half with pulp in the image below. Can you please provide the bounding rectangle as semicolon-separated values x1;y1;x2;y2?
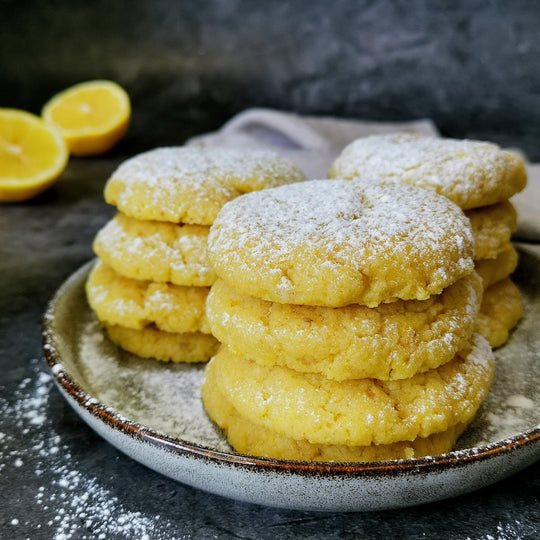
42;80;130;156
0;108;68;202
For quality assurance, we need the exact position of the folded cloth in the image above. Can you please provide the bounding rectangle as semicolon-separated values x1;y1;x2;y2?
188;108;539;242
188;108;438;179
512;164;540;242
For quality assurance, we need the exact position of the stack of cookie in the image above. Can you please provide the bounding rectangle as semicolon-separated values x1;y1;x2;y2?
86;147;306;363
202;179;495;462
330;134;527;348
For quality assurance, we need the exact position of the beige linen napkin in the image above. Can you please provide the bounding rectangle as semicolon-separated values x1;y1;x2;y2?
511;164;540;241
188;108;539;241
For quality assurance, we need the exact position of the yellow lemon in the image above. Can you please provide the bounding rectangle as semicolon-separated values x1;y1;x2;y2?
42;80;131;156
0;108;68;202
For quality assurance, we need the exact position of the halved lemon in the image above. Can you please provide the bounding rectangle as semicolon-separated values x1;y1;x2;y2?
0;108;68;202
42;80;131;156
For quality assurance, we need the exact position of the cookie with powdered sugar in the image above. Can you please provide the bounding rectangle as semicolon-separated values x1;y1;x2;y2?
208;179;475;307
104;147;306;225
476;278;523;348
202;359;468;462
206;334;494;448
206;272;482;381
466;201;518;260
86;260;211;334
105;325;219;364
329;134;526;210
94;214;216;287
475;243;519;288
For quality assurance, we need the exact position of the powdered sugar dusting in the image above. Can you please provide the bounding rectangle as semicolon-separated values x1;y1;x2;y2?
214;178;473;256
94;214;216;286
104;147;306;224
86;260;209;333
465;332;493;369
209;179;474;306
481;395;538;443
110;147;306;190
77;319;226;447
505;394;535;409
0;358;173;538
456;294;540;449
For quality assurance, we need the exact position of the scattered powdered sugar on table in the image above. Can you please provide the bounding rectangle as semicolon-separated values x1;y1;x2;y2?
0;358;172;539
465;519;539;540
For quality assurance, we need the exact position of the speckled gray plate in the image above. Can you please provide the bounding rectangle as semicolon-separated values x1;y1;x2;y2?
42;245;540;512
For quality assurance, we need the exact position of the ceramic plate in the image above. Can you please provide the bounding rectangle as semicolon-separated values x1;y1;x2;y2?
42;245;540;512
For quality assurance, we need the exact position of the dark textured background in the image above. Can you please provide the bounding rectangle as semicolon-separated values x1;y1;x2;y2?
1;1;539;538
2;0;540;158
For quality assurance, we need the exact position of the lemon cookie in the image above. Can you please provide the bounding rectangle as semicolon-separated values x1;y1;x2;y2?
208;179;474;307
466;201;518;260
86;260;211;334
475;244;518;288
476;278;523;348
211;334;494;447
202;363;467;462
329;134;526;210
94;214;215;286
206;273;482;381
104;147;306;225
105;325;219;363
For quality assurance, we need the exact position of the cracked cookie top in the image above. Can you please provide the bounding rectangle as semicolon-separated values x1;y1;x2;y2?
208;179;475;307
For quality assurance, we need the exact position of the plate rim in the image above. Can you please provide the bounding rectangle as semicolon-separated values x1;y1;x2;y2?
42;258;540;478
